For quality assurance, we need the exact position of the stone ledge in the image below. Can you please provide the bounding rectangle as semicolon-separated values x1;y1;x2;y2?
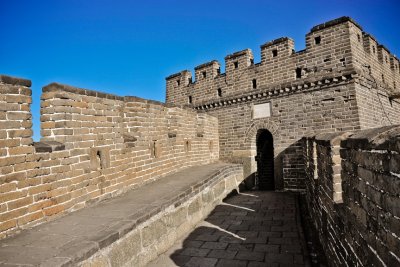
260;37;292;49
341;125;400;152
42;82;124;101
310;16;362;33
34;141;65;153
194;60;219;70
0;162;243;267
0;74;32;87
194;69;357;110
224;49;251;60
165;70;190;81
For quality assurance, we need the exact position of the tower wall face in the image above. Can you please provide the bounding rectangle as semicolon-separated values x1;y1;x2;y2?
354;80;400;129
165;16;400;190
203;79;360;190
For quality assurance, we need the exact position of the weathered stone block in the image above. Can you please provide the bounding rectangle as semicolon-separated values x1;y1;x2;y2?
141;219;166;247
108;230;141;267
188;196;202;216
163;206;187;228
213;180;226;198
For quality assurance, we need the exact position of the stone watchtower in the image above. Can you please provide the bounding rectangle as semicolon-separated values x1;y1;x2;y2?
165;17;400;190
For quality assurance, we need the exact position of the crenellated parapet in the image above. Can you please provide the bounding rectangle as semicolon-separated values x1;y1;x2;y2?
166;16;400;106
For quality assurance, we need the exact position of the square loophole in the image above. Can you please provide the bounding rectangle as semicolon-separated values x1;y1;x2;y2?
90;147;110;171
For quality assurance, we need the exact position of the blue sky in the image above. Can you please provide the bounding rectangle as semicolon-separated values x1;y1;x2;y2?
1;0;399;141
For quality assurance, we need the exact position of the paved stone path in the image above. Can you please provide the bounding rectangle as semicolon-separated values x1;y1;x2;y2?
147;191;310;267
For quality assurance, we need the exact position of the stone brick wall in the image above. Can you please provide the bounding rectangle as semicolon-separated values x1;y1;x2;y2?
303;126;400;266
0;77;219;239
165;16;400;191
349;22;400;95
202;79;360;190
355;78;400;128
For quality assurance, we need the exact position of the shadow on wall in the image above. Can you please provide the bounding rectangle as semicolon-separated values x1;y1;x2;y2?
168;190;310;266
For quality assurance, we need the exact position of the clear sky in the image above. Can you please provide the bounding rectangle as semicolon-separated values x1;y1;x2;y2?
1;0;399;141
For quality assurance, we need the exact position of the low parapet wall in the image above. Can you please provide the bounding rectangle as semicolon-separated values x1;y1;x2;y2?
303;125;400;266
0;162;243;267
0;75;219;238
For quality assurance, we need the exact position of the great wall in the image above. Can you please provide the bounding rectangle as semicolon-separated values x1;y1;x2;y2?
0;16;399;266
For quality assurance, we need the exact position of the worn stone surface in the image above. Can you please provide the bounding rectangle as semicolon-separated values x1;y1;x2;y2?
147;191;310;267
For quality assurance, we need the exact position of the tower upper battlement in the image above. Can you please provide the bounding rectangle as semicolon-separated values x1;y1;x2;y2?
166;16;400;107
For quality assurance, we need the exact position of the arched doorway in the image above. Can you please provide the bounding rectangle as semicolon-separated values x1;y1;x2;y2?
256;129;274;190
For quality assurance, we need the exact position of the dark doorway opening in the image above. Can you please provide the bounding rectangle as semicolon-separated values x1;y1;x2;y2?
256;129;274;190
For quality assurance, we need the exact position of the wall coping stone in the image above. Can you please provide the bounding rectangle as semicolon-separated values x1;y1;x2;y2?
224;49;252;60
194;60;219;70
314;132;353;146
42;82;124;101
310;16;362;33
341;125;400;151
34;141;66;153
260;37;292;49
165;70;191;80
0;74;32;87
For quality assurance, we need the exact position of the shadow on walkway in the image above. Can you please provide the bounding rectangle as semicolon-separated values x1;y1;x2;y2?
166;191;311;267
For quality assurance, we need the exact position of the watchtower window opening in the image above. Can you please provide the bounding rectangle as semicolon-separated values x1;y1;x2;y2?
96;151;102;169
272;49;278;57
357;34;361;42
177;79;180;86
250;59;254;65
385;56;388;63
296;68;302;79
202;71;206;79
188;77;192;84
217;88;222;97
234;61;238;69
217;67;221;74
151;141;156;158
314;36;321;45
372;46;376;54
184;140;191;153
188;95;192;104
252;79;257;89
382;74;385;83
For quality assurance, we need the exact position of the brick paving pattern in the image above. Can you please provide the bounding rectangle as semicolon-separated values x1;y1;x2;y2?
148;191;310;267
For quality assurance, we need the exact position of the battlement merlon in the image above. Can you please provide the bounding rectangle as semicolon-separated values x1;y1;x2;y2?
165;70;192;104
260;37;294;63
225;48;254;68
194;60;220;82
0;74;32;88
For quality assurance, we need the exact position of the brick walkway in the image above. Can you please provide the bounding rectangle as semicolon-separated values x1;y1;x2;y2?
147;191;310;267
